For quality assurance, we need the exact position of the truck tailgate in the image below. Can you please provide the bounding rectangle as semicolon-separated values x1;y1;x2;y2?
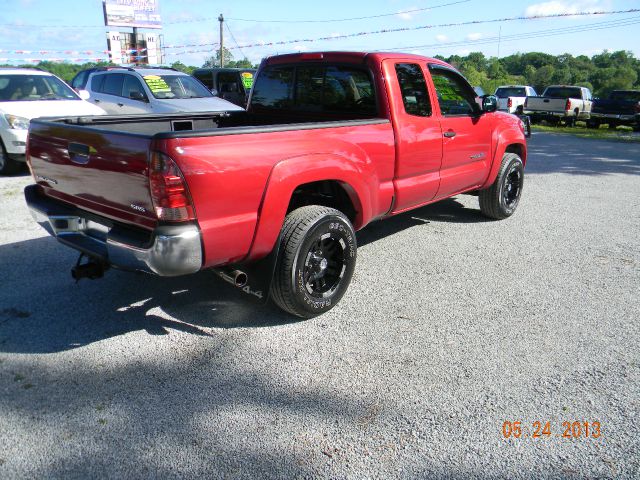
28;120;157;230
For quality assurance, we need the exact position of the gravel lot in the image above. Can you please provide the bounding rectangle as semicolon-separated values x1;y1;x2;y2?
0;132;638;479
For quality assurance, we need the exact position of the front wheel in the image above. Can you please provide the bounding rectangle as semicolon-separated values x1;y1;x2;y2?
0;142;21;176
271;206;357;318
479;153;524;220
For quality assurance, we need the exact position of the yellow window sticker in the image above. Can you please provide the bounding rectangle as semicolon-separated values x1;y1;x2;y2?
143;75;172;94
241;72;254;90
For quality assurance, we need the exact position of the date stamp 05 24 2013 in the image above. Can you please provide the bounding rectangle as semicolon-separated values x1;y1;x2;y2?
502;421;602;439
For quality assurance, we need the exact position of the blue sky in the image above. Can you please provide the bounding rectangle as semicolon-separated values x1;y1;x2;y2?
0;0;639;66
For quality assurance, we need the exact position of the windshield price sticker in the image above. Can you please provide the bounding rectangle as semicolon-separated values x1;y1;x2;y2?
241;72;254;90
143;75;171;94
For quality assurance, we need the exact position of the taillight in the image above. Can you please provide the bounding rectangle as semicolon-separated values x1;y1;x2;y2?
565;99;571;111
149;151;195;222
507;97;512;108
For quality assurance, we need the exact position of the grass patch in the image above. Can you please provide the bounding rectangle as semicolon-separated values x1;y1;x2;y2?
532;121;640;143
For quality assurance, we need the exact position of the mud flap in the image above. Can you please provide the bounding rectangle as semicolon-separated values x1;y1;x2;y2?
214;238;281;305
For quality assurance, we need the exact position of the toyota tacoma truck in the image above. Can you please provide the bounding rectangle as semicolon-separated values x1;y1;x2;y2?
24;52;528;318
525;85;593;126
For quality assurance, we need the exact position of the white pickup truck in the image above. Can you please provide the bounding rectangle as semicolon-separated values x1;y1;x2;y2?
524;85;593;126
494;85;538;115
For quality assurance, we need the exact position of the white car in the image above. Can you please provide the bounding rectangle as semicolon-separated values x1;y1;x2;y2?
78;67;243;115
0;68;106;174
494;85;538;115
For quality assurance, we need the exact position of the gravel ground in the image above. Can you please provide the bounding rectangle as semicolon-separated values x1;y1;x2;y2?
0;132;638;479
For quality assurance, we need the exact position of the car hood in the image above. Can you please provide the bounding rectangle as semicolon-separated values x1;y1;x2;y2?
155;97;244;112
0;99;106;119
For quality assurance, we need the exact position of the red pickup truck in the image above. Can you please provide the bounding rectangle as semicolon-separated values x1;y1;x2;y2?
25;52;528;318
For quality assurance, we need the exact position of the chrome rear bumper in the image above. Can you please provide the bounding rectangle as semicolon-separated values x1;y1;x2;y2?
25;185;202;276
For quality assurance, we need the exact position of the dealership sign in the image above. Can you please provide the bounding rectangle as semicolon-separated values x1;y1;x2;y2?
104;0;162;29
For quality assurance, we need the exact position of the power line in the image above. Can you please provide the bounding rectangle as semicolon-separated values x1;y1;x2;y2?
388;16;640;51
165;8;640;55
225;23;247;59
0;0;468;28
225;0;470;23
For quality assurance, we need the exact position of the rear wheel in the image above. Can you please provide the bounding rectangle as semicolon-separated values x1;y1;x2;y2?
479;153;524;220
0;141;21;176
586;120;600;129
271;206;357;318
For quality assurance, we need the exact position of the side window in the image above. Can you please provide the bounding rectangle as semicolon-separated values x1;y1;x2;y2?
71;71;87;90
193;71;213;89
217;72;239;93
102;73;124;97
123;75;145;99
395;63;431;117
251;66;294;109
429;66;477;116
90;74;106;93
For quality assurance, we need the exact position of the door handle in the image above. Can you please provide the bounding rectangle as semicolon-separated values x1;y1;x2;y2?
443;130;456;138
94;99;100;103
117;103;124;107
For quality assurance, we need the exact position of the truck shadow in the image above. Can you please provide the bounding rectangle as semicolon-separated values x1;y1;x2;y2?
1;199;486;354
357;197;489;247
0;237;299;354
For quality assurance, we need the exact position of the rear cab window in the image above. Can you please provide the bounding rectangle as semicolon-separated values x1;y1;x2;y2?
395;63;432;117
250;63;378;117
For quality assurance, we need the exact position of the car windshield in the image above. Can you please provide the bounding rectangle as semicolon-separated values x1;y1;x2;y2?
495;87;527;98
0;74;79;102
142;74;213;99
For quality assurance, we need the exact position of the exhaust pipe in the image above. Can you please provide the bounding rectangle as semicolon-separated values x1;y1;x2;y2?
214;268;248;288
71;260;106;281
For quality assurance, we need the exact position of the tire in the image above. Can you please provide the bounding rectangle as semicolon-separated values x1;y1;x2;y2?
479;153;524;220
608;122;617;130
515;106;524;115
271;206;357;318
0;141;21;176
586;120;600;129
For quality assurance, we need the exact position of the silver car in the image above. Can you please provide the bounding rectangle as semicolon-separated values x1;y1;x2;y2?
79;67;243;115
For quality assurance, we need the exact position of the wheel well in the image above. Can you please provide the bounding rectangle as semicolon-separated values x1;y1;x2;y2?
505;144;525;164
287;180;358;225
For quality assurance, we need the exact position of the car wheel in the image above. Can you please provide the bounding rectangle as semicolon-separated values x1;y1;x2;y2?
516;106;524;115
0;141;21;176
271;206;357;318
586;120;600;129
608;122;618;130
479;153;524;220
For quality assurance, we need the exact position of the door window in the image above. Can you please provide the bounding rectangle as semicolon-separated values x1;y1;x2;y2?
429;66;478;116
102;74;125;97
123;75;146;99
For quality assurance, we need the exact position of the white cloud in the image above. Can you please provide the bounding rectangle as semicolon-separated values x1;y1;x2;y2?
525;0;607;17
396;6;419;21
436;34;448;42
466;33;483;41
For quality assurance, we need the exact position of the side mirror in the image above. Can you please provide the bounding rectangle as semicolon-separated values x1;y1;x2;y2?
210;88;219;96
130;91;148;102
78;90;90;101
481;95;498;113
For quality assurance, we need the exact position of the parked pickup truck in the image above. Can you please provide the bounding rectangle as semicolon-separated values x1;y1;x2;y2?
494;85;538;115
587;90;640;130
24;52;528;318
525;85;593;126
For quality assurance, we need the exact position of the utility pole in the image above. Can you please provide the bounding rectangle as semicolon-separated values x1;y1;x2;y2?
218;13;224;68
497;26;502;58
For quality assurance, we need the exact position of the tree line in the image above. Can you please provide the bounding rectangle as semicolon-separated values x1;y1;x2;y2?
2;49;638;98
436;50;639;97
